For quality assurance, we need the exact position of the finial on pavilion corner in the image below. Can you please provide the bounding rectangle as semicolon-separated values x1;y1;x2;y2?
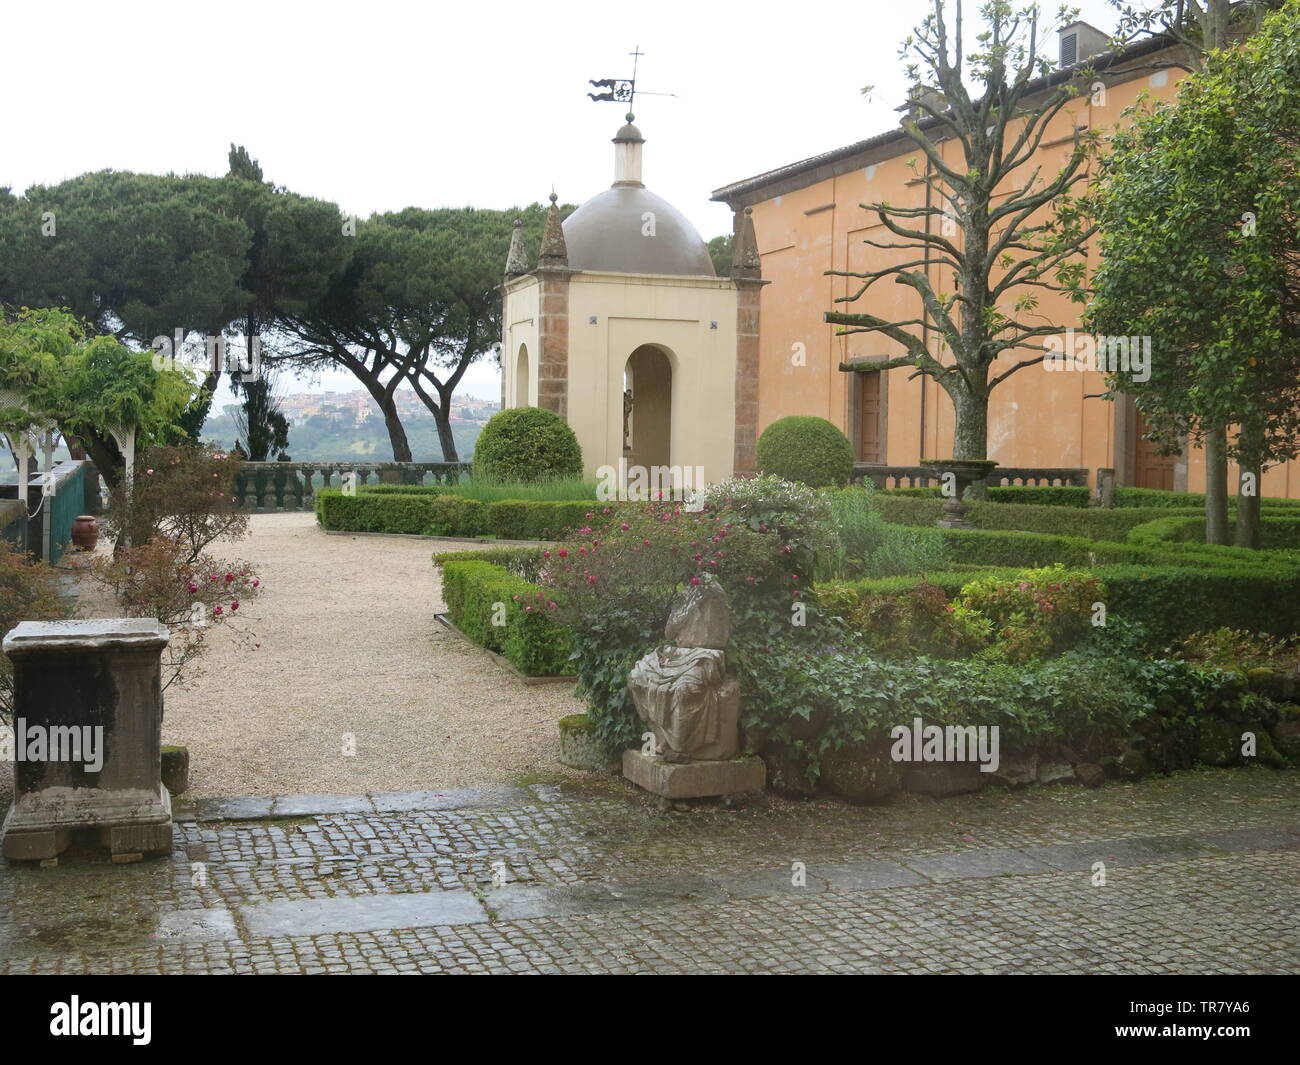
504;217;529;277
731;206;761;280
538;191;568;268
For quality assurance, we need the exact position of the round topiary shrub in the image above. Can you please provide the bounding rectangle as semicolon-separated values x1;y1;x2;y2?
756;416;855;488
472;406;583;483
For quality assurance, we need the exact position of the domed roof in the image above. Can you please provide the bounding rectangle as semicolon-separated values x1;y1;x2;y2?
562;187;715;276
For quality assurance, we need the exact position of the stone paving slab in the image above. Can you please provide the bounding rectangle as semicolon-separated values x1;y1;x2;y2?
368;786;531;813
272;794;377;817
184;786;536;823
238;889;488;938
901;846;1057;882
487;874;724;921
715;867;830;897
1020;834;1226;871
1197;823;1300;853
809;860;926;892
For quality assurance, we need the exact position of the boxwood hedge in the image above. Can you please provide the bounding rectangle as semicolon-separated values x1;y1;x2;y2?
317;490;597;541
818;562;1300;644
438;558;571;675
1114;486;1300;510
875;497;1207;541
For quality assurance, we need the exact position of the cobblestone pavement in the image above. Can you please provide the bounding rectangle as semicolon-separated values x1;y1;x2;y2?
2;768;1297;974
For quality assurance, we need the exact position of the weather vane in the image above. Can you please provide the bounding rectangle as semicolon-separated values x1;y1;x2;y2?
588;46;677;111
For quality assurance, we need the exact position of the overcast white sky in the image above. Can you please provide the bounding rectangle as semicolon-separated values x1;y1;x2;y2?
3;0;1120;405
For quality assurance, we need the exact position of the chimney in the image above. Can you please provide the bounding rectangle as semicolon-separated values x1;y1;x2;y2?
897;84;948;122
1059;21;1110;67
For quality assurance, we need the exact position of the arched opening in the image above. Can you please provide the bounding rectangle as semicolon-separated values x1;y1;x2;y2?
624;344;672;470
515;344;531;407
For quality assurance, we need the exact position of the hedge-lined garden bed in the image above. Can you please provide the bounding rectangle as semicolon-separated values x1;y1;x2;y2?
424;478;1300;802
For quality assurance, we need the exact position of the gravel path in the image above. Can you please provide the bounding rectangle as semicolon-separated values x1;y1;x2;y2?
74;514;587;800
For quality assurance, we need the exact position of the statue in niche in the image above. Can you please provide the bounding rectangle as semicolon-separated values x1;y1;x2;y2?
623;388;634;452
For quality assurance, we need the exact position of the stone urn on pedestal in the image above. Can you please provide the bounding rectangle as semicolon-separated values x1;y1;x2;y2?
921;459;999;529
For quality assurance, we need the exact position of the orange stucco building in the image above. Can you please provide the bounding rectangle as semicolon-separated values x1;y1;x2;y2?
712;23;1300;497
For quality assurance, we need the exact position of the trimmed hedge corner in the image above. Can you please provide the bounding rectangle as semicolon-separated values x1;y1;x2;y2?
438;558;572;675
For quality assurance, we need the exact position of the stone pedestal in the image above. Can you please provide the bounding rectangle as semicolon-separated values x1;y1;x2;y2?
623;750;765;800
2;619;173;862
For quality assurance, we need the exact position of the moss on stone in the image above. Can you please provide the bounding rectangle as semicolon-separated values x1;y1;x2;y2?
1116;746;1149;779
821;738;902;803
1242;724;1288;769
1195;718;1238;766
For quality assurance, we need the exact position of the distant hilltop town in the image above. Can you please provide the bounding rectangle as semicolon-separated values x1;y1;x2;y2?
202;389;500;461
278;390;499;425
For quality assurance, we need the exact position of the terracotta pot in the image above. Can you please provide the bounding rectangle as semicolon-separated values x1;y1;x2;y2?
71;515;99;551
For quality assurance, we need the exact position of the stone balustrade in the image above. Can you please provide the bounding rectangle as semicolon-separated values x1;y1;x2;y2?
233;461;470;512
852;464;1089;490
